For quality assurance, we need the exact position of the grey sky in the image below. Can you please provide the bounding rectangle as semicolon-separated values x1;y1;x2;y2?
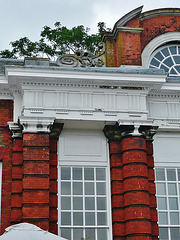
0;0;179;50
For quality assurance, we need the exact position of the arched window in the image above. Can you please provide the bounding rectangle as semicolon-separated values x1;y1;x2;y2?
149;44;180;76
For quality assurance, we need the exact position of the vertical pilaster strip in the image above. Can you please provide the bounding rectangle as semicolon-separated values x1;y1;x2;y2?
49;123;64;235
22;133;50;230
49;138;58;234
11;138;23;225
121;135;152;240
145;129;159;240
103;125;125;240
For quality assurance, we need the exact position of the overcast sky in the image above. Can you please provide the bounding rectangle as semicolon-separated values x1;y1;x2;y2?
0;0;179;50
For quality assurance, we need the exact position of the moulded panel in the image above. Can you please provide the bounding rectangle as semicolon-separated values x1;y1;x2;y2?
44;92;57;107
154;133;180;165
93;94;105;109
148;102;168;118
59;130;107;163
68;93;81;108
116;95;128;110
24;91;34;107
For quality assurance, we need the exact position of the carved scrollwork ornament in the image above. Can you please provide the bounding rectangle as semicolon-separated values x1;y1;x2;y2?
56;42;105;68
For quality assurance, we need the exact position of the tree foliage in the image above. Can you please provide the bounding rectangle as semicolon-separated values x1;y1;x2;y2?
0;22;109;59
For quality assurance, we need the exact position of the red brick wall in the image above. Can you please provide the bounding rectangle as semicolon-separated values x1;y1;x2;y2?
140;15;180;52
0;100;13;234
22;133;50;230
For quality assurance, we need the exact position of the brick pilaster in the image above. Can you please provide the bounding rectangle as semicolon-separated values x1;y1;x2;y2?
22;133;50;230
11;138;23;225
104;124;158;240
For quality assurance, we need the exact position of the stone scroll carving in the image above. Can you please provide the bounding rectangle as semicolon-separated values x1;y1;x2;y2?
56;42;105;68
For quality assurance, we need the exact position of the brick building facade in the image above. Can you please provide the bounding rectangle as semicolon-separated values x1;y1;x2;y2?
1;6;180;240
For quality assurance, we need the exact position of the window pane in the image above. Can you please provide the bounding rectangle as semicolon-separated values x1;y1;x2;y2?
154;52;164;61
97;228;107;240
85;182;94;195
157;197;167;210
97;182;106;195
85;197;95;210
61;212;71;225
61;182;71;195
170;212;179;225
85;212;95;226
73;182;82;195
61;167;71;180
84;168;94;180
169;197;178;210
156;183;166;195
73;212;83;226
97;212;107;225
73;197;83;210
161;48;169;57
168;183;177;195
159;227;168;240
156;168;165;181
86;228;95;240
73;168;82;180
163;57;173;67
61;228;71;240
61;197;71;210
170;227;180;239
167;169;176;181
97;197;107;210
73;228;83;240
169;46;177;55
96;168;106;180
158;212;168;225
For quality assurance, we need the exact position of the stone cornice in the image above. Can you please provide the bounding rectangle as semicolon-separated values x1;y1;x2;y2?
140;8;180;21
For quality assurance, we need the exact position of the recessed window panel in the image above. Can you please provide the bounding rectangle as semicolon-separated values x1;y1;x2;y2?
85;182;94;195
84;168;94;180
149;44;180;76
61;182;71;195
157;197;167;210
167;169;176;181
156;183;166;195
169;197;178;210
168;183;177;195
155;168;165;181
86;228;95;240
73;229;83;240
73;212;83;226
61;212;71;225
156;168;180;240
61;167;71;180
73;182;83;195
73;197;83;210
159;227;168;240
59;166;110;240
97;182;106;195
61;197;71;210
158;212;168;225
73;168;82;180
85;212;95;226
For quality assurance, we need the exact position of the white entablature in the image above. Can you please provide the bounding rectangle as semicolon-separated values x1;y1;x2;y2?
2;65;180;131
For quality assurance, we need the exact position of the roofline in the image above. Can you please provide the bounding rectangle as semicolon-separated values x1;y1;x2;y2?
140;8;180;21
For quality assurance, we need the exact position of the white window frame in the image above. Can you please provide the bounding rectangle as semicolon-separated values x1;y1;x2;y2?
141;32;180;68
57;129;112;240
155;167;180;240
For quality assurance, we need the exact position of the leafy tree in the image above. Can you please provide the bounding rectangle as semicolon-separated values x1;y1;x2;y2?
0;22;109;59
